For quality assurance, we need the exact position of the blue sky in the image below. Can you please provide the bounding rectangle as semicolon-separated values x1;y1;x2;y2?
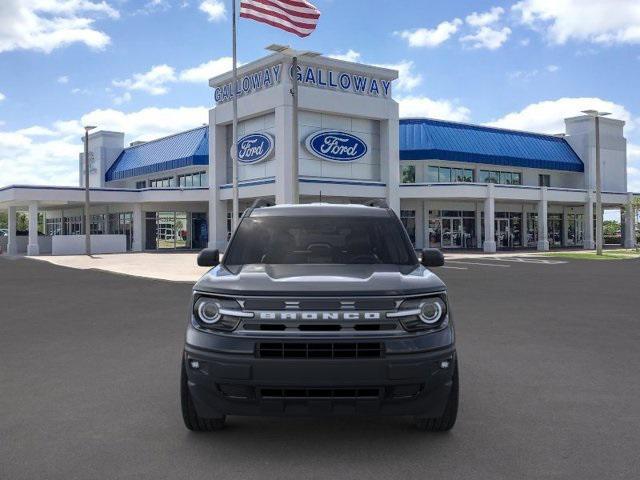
1;0;639;195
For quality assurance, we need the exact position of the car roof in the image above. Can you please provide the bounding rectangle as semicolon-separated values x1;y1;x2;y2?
249;203;391;218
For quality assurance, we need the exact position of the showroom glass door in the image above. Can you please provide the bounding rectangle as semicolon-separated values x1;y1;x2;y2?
441;218;463;248
495;218;513;249
157;212;176;249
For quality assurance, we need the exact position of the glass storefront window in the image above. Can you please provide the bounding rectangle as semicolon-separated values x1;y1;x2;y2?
526;213;538;247
431;210;476;249
400;210;416;244
548;214;563;247
145;211;206;250
427;166;439;183
401;165;416;184
566;213;584;246
480;170;521;185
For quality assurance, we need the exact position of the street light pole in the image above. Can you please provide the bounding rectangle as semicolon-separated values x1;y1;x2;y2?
83;125;96;256
594;115;603;256
582;110;610;256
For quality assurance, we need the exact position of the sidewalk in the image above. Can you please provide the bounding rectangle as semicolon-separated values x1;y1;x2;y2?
28;252;207;283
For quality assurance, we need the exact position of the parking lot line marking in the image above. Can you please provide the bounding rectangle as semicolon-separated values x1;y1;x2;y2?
447;261;510;268
442;265;468;270
489;257;568;265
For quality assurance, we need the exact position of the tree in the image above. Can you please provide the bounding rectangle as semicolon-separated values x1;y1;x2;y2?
0;211;6;230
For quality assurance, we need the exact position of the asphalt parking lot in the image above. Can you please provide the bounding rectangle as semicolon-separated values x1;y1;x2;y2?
1;255;639;480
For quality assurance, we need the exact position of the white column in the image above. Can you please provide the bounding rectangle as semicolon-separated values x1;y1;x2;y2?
584;195;595;249
537;187;549;251
475;202;483;249
7;206;17;255
27;203;40;256
274;103;295;205
132;204;143;252
483;185;496;253
624;193;636;248
382;117;400;215
209;117;230;251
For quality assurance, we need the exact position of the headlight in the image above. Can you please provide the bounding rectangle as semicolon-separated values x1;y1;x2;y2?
419;298;445;325
192;295;245;331
390;294;448;331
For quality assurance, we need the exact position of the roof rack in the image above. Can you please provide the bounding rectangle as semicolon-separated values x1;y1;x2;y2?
244;198;274;217
365;198;390;209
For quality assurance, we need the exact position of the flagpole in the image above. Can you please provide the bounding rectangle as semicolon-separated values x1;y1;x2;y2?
231;0;240;230
291;55;299;204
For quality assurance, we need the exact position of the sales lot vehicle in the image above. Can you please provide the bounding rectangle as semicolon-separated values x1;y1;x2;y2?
181;202;458;432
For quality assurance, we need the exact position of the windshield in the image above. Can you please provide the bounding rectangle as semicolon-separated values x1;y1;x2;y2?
223;215;417;266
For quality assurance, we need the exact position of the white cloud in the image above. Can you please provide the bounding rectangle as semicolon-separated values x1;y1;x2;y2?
113;91;132;105
508;65;560;81
0;92;5;102
486;97;635;134
373;60;422;93
466;7;504;27
179;57;234;82
0;0;119;54
513;0;640;45
0;106;209;187
396;19;463;48
328;50;362;63
461;26;511;50
398;96;471;122
326;53;422;93
520;38;531;46
113;64;177;95
57;75;70;84
199;0;226;22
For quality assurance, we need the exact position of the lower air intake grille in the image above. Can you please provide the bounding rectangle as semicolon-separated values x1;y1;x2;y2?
257;342;384;359
260;387;382;399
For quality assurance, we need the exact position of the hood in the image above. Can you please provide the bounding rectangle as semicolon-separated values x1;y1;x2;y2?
194;264;446;297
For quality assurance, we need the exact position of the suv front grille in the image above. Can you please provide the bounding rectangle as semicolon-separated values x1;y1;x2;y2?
257;342;384;359
243;298;397;311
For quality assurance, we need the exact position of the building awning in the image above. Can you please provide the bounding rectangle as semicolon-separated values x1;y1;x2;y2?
105;126;209;181
399;118;584;172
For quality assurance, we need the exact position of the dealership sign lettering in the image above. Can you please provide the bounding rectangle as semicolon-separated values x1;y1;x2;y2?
214;64;282;104
233;133;275;164
291;64;392;98
214;62;393;104
305;131;368;162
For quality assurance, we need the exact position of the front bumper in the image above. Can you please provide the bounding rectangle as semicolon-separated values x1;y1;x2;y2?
183;325;456;418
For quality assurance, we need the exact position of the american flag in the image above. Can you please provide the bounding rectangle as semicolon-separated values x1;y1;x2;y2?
240;0;321;38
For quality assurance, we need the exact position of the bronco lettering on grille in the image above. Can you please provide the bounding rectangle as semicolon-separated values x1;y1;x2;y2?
257;312;382;321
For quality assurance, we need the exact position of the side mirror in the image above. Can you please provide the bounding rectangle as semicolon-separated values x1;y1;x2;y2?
421;248;445;267
197;248;220;267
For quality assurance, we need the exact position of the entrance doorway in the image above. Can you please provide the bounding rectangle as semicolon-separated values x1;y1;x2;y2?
441;218;463;248
495;218;512;249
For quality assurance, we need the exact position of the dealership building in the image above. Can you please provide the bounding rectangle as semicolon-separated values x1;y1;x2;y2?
0;52;637;256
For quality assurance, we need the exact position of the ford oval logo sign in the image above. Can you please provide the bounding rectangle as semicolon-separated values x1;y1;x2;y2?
234;133;274;164
305;131;368;162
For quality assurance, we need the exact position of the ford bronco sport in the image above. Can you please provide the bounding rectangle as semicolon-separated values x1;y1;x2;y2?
181;201;458;431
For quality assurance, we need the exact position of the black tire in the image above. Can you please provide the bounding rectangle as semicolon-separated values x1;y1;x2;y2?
181;362;226;432
415;362;459;432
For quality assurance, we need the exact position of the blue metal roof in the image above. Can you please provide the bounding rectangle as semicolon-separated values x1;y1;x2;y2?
399;118;584;172
105;126;209;181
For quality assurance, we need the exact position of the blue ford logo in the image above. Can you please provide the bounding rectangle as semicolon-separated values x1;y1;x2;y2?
235;133;274;164
305;131;368;162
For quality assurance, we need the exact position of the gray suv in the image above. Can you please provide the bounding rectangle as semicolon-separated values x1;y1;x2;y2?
181;201;458;431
